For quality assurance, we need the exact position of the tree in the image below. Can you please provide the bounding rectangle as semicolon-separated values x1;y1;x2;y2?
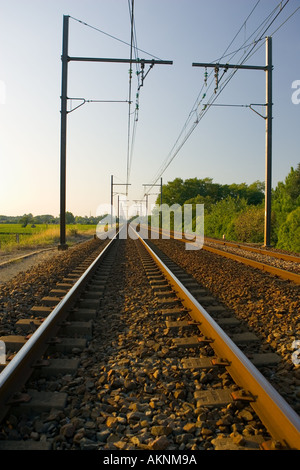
156;177;264;208
65;211;75;224
276;207;300;253
204;196;247;240
273;164;300;228
20;213;33;228
233;206;265;243
158;178;185;206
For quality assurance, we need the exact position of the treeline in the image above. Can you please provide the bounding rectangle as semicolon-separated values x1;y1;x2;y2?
0;212;106;227
155;164;300;252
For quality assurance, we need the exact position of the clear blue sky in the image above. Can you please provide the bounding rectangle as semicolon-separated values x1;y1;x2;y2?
0;0;299;217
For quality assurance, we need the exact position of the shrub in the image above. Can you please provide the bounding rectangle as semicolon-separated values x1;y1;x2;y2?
276;207;300;253
204;197;247;240
233;206;265;243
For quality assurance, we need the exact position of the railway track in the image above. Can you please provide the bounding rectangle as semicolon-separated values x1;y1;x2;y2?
205;236;300;265
141;225;300;284
0;226;299;450
203;239;300;283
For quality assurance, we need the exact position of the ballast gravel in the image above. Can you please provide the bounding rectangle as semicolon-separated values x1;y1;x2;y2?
0;238;107;336
151;238;300;414
0;237;298;450
1;238;272;450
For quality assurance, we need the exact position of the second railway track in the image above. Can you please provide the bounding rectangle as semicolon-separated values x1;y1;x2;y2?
0;226;299;450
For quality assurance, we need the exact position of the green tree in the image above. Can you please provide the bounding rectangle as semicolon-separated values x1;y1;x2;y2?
273;164;300;228
20;213;33;227
233;206;265;243
75;215;88;224
159;178;185;206
65;211;75;224
156;177;264;208
276;207;300;253
204;196;247;239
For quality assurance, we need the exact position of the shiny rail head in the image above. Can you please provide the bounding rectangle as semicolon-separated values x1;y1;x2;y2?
95;204;205;250
132;227;300;449
0;231;120;388
0;341;5;365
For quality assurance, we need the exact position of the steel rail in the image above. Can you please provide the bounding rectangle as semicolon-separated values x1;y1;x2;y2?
143;224;300;263
140;225;300;285
0;248;54;269
0;230;120;422
133;227;300;450
201;244;300;285
204;237;300;264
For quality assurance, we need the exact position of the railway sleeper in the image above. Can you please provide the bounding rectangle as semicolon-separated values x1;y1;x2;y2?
146;246;284;372
0;235;297;451
31;357;80;376
46;336;87;353
0;440;52;450
8;389;68;416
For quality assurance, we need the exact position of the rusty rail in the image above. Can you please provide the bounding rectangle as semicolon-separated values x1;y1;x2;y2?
140;225;300;285
204;237;300;264
0;231;119;422
133;227;300;450
203;244;300;285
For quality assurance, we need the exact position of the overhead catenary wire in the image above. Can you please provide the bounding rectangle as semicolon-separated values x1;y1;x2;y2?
126;0;135;196
69;12;157;199
144;0;294;198
69;15;163;61
126;0;142;194
145;1;268;189
244;3;300;63
144;1;266;193
126;0;156;197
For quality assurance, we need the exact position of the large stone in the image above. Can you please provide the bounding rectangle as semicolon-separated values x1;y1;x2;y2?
149;436;170;450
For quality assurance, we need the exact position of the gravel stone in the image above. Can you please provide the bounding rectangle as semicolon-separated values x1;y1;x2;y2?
0;236;298;450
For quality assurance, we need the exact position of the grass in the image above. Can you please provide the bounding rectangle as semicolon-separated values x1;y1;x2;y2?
0;224;98;252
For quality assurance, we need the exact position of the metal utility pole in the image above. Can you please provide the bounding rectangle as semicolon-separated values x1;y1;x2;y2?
160;177;163;208
265;37;272;247
192;36;273;247
111;175;113;227
145;193;148;218
111;175;131;226
133;200;145;217
117;195;120;223
58;15;69;250
143;178;163;228
143;178;163;208
58;15;172;249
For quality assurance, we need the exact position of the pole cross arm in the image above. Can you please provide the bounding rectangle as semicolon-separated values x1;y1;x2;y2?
192;62;267;71
59;13;172;249
192;37;273;247
68;56;173;66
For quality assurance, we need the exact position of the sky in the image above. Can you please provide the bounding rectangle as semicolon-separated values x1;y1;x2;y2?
0;0;299;218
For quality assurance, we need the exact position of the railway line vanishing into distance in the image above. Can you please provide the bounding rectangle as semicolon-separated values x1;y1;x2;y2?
0;224;299;451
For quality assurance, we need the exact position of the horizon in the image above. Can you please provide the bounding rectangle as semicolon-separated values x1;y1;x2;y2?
1;1;299;217
0;164;297;219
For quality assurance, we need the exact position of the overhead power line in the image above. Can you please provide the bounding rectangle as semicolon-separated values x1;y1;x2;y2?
69;15;162;61
126;0;135;196
144;0;295;197
69;12;166;199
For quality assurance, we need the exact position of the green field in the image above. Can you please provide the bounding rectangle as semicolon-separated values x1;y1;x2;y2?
0;224;98;252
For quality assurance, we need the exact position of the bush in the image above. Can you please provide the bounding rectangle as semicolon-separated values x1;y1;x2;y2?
233;206;265;243
204;197;247;240
276;207;300;253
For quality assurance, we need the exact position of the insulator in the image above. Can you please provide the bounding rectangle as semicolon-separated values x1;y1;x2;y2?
204;67;208;86
214;67;219;93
